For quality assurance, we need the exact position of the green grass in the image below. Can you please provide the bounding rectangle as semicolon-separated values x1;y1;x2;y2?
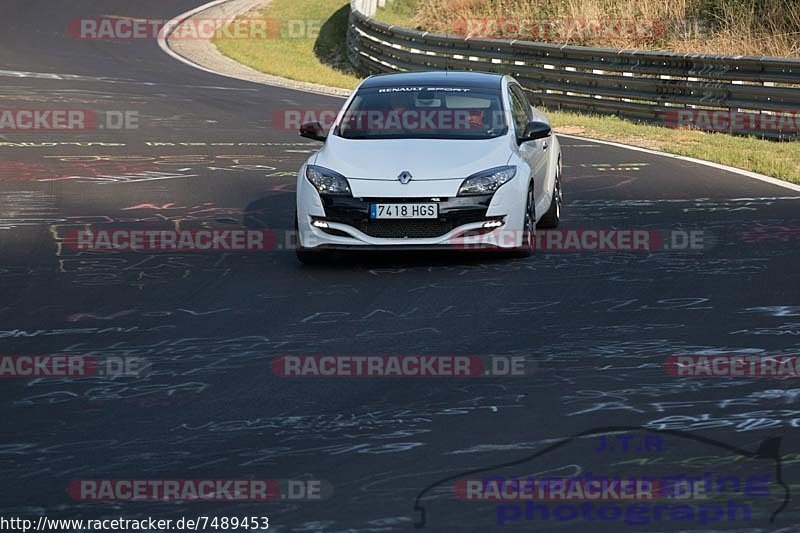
213;0;359;89
214;0;800;184
373;0;420;26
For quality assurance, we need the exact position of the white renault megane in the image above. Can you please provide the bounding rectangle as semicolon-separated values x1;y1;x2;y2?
294;71;562;264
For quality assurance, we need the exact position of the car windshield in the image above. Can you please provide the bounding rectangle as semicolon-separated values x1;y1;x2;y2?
336;86;508;140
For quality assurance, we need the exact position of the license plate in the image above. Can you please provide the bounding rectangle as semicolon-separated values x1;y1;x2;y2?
370;203;438;219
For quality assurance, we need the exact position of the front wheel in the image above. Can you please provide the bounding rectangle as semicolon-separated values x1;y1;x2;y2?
537;162;562;229
511;183;536;258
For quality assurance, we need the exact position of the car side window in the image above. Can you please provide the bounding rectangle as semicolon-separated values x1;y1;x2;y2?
507;86;529;135
511;85;532;117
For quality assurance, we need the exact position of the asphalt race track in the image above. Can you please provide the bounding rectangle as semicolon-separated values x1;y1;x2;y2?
2;1;800;532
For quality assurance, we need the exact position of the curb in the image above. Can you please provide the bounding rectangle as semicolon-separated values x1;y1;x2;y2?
157;0;351;97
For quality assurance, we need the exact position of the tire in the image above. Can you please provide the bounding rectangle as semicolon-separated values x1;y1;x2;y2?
537;160;562;230
294;210;329;265
510;183;536;258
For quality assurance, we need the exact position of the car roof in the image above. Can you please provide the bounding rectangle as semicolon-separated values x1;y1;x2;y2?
359;71;505;90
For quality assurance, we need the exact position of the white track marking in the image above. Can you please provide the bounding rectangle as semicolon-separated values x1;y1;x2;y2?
558;133;800;193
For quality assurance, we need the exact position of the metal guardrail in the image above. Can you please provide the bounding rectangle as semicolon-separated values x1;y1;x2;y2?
347;0;800;138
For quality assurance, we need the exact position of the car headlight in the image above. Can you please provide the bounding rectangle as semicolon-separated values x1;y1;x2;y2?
305;165;352;196
458;166;517;196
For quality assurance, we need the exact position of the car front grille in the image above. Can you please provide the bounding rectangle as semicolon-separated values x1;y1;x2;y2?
321;195;494;239
356;219;457;239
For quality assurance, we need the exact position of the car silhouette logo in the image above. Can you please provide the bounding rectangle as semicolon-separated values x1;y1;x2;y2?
412;426;791;529
398;171;413;184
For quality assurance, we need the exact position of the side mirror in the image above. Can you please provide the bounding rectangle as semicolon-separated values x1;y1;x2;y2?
518;120;551;144
300;121;327;142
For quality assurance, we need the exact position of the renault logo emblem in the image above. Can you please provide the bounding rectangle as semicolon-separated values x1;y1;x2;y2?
398;171;413;185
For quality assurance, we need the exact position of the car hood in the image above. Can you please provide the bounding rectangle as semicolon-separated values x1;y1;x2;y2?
313;135;512;181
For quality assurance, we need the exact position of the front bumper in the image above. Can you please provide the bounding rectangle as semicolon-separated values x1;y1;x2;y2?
296;162;530;250
298;194;523;250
